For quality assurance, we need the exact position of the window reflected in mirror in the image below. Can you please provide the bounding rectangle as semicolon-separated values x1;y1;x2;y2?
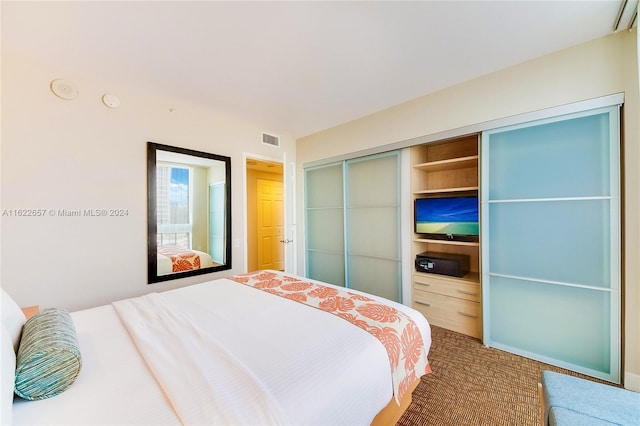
147;142;231;283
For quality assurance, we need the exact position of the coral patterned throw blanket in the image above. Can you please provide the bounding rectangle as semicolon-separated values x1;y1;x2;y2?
158;246;201;272
230;270;431;403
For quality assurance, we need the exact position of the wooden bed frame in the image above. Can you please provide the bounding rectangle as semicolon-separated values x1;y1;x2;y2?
371;377;421;425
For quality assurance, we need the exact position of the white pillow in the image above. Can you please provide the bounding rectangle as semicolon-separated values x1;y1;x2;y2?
1;325;15;425
1;288;26;353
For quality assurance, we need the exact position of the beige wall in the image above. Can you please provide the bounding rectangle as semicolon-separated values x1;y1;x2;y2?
1;51;296;311
296;30;640;389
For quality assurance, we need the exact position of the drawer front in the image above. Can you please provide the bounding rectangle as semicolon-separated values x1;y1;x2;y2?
412;290;481;338
413;274;481;302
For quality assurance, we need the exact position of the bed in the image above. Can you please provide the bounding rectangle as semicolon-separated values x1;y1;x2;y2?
157;246;218;275
2;270;431;425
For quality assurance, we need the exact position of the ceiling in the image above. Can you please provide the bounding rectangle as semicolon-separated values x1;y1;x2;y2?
1;1;633;139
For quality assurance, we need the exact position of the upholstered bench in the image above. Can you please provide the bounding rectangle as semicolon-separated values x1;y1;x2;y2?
540;370;640;426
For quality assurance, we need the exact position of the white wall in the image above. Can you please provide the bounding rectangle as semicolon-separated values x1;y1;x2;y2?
296;31;640;390
0;51;295;311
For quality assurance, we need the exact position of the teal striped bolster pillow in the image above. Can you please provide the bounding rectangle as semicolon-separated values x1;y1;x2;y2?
14;308;82;400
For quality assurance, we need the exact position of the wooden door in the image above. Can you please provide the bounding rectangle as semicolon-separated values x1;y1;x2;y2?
257;179;284;270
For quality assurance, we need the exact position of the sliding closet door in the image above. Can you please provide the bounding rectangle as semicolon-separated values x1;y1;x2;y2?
345;152;401;302
304;163;345;286
304;151;401;302
481;106;620;382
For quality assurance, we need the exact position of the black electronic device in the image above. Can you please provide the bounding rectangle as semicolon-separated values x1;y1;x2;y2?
415;251;470;278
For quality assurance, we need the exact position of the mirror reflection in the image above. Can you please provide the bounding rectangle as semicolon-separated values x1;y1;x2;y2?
148;142;231;283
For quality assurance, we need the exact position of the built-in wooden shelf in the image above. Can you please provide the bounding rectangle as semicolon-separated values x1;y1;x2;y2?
413;238;480;247
413;270;480;285
414;186;479;195
413;155;478;173
411;135;482;340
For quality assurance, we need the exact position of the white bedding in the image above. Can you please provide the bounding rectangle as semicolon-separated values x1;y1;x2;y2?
12;272;431;425
12;305;181;425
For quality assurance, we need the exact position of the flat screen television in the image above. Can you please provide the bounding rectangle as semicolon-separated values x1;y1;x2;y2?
414;196;479;242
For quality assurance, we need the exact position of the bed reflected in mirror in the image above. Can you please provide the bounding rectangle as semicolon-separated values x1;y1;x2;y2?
147;142;231;283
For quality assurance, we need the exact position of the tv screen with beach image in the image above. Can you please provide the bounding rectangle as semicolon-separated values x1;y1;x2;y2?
415;196;479;236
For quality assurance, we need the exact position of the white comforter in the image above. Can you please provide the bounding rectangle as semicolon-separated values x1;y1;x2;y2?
113;291;290;425
12;305;182;425
13;274;431;425
113;277;412;425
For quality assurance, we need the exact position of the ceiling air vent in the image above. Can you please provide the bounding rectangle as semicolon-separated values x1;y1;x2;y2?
262;132;280;148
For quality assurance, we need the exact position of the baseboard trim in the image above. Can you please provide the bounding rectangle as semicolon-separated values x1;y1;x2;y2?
624;372;640;391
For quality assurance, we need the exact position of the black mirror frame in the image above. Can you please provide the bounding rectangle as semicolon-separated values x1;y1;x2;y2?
147;142;232;284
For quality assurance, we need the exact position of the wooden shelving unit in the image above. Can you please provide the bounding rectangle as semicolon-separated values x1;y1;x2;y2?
413;155;479;173
414;238;479;247
411;134;482;339
413;186;479;195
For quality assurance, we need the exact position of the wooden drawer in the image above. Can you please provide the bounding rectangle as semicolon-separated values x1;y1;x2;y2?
413;274;481;302
412;290;481;338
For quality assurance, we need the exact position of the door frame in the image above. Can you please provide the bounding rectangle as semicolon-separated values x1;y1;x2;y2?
243;152;294;274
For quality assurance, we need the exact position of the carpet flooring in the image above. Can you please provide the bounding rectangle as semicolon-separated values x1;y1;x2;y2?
397;326;616;426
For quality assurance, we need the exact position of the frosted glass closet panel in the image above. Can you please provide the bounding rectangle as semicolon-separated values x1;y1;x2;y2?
304;151;402;302
482;107;620;382
489;277;612;373
488;200;610;287
305;163;345;286
209;183;226;264
345;152;401;302
487;113;611;199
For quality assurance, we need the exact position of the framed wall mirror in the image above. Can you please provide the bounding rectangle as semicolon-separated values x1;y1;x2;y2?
147;142;231;283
